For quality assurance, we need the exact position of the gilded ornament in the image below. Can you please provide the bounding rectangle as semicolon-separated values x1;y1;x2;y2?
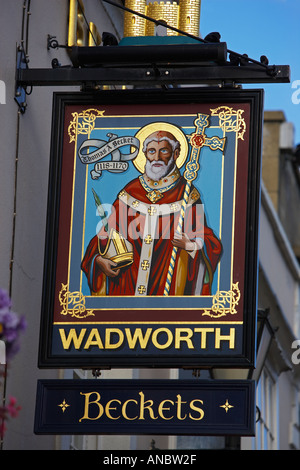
68;108;105;143
220;399;234;413
202;282;240;318
59;283;95;319
210;106;246;140
58;399;70;413
123;0;201;38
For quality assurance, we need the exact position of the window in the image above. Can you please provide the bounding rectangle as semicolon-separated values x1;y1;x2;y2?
255;367;277;450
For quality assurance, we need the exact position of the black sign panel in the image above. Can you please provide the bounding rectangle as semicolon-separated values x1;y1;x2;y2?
34;379;255;436
39;88;263;369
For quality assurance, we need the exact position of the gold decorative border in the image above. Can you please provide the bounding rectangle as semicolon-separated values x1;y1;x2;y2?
58;282;240;320
68;108;105;143
202;282;240;319
64;107;241;320
59;283;94;319
210;106;246;140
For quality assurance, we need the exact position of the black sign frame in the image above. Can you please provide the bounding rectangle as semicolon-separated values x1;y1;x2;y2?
34;379;256;436
38;87;263;369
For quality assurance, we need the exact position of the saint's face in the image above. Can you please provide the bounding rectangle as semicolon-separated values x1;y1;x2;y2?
145;139;174;167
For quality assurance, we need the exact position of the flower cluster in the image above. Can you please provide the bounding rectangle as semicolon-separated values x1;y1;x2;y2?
0;289;26;361
0;397;21;437
0;289;26;439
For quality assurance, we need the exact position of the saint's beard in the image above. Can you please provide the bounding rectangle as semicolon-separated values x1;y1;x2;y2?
145;157;175;181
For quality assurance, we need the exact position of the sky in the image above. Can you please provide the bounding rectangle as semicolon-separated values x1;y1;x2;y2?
200;0;300;145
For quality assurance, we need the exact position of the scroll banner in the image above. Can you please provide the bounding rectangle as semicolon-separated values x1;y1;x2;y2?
78;134;140;179
34;379;255;436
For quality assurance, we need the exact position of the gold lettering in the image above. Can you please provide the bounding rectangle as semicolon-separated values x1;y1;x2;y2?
158;399;174;420
79;392;104;421
138;392;158;420
83;328;104;349
78;390;208;423
151;328;173;349
175;328;194;349
122;399;138;420
176;394;187;420
59;326;237;353
125;328;152;349
59;328;86;349
215;328;235;349
189;399;205;420
194;328;214;348
105;328;124;349
105;399;121;420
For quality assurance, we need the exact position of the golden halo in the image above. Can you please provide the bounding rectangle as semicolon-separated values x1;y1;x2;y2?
133;122;189;173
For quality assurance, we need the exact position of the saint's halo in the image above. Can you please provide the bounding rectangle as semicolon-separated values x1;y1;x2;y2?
133;122;189;173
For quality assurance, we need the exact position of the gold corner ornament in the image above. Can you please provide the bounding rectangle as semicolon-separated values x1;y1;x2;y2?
59;283;95;319
220;399;234;413
210;106;246;141
202;282;240;319
68;109;105;143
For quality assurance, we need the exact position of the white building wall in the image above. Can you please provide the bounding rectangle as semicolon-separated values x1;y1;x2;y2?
0;0;124;450
242;182;300;450
259;183;300;335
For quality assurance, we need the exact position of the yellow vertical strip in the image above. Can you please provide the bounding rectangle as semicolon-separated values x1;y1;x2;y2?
80;126;91;294
68;0;86;46
88;22;101;46
230;129;238;287
217;128;225;291
68;0;78;46
68;113;79;289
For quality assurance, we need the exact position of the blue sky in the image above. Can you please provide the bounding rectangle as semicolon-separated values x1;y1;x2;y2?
201;0;300;145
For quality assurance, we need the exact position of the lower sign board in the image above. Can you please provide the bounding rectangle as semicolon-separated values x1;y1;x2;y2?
34;379;255;436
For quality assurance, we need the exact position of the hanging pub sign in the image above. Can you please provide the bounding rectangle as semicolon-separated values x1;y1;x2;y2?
34;379;255;435
38;88;263;369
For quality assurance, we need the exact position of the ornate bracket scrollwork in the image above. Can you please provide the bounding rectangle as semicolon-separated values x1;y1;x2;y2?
202;282;240;319
59;283;94;319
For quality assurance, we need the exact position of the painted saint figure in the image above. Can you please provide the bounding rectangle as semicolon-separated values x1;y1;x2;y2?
81;126;222;296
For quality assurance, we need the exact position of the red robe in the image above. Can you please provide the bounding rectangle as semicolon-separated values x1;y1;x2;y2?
81;175;222;296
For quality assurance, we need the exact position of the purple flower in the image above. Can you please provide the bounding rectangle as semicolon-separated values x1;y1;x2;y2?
0;289;26;361
0;311;19;329
0;289;12;310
